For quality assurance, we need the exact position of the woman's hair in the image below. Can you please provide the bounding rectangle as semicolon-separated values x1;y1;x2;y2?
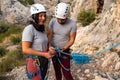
29;13;45;32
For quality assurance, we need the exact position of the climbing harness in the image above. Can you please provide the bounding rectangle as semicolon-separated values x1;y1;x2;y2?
26;55;42;80
44;60;50;80
26;54;50;80
27;71;39;79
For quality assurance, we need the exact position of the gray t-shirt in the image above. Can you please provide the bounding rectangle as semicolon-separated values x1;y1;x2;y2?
22;25;48;51
49;18;77;48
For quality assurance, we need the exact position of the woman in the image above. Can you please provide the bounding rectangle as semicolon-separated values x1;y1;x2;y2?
22;3;55;80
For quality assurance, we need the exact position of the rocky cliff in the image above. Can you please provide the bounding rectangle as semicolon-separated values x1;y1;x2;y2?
0;0;72;24
71;0;120;54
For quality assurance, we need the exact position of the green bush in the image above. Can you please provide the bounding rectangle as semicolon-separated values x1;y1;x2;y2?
0;22;10;33
0;26;9;33
18;0;34;6
0;9;2;15
0;57;15;73
0;50;25;74
0;22;24;42
77;9;95;26
0;47;7;57
118;51;120;57
10;35;21;44
58;0;61;3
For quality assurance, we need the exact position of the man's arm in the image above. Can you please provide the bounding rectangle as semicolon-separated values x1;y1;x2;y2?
62;32;76;51
48;28;56;54
48;28;53;47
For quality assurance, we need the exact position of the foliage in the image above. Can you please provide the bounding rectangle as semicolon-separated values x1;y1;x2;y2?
0;22;10;33
0;47;7;57
18;0;34;6
0;22;24;42
118;51;120;57
0;22;25;74
77;9;95;26
0;26;9;33
58;0;61;3
10;35;21;45
0;9;2;15
0;50;25;74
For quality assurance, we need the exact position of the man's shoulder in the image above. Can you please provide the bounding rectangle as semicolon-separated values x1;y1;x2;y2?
68;18;75;22
51;18;56;21
67;18;76;25
49;18;57;25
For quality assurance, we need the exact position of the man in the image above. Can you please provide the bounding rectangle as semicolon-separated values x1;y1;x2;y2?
48;2;77;80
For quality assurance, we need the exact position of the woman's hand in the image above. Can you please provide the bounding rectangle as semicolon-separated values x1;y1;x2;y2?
43;52;54;59
49;46;57;55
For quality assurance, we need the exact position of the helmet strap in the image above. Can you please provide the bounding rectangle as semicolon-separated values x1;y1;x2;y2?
30;16;45;32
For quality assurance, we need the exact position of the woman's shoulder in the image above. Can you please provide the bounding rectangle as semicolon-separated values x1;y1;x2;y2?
26;24;34;28
23;24;35;33
24;24;34;30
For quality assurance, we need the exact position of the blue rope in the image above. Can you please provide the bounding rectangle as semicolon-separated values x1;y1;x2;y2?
57;58;70;71
55;42;120;79
55;48;90;65
71;53;90;64
57;50;70;71
55;42;120;65
96;42;120;55
44;59;50;80
94;70;120;79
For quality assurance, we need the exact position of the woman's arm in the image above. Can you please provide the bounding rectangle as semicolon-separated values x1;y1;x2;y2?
22;41;53;59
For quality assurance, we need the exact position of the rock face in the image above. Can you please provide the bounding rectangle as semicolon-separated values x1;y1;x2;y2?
70;1;120;79
0;0;29;24
71;1;120;54
71;0;98;21
0;0;73;24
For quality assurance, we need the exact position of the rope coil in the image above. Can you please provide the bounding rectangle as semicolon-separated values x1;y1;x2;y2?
55;42;120;79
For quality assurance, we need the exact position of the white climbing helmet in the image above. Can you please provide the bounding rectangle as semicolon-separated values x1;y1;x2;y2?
55;2;70;19
30;3;46;15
